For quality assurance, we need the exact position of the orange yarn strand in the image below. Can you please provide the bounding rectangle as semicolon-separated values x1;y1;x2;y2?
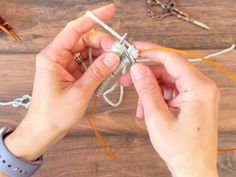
139;47;236;83
140;47;236;152
218;147;236;152
84;96;117;160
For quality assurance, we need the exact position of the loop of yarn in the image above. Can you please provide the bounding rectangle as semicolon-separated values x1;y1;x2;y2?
0;95;31;109
103;82;124;107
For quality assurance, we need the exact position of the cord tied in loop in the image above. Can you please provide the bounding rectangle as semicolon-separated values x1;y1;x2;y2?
0;95;31;109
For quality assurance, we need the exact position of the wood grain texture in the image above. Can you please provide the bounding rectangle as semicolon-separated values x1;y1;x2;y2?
29;134;235;177
34;135;172;177
0;0;236;53
0;50;236;176
0;50;236;134
0;0;236;176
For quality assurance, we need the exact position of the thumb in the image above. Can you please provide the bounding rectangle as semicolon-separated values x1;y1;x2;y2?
75;52;120;95
130;63;171;120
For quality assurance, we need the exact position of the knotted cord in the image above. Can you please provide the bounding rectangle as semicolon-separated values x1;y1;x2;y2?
0;95;31;109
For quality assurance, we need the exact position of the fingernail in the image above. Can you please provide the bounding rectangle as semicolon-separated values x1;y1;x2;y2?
131;64;148;80
102;40;115;51
103;53;119;68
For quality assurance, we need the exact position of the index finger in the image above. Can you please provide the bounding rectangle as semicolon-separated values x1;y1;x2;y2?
134;41;209;92
44;4;116;60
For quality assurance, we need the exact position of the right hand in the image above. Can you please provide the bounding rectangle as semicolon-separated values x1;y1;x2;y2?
4;4;118;162
120;42;220;177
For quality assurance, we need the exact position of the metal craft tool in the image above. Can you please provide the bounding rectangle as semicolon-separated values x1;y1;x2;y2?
146;0;211;30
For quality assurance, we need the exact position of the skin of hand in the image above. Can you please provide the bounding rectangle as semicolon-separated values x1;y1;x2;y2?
1;4;219;177
3;4;119;162
119;42;220;177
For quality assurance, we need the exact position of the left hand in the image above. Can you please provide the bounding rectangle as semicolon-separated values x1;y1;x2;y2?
4;4;119;161
119;41;219;177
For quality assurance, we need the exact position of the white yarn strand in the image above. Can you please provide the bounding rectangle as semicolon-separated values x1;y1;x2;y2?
188;44;235;62
102;64;128;107
103;82;124;107
0;95;31;109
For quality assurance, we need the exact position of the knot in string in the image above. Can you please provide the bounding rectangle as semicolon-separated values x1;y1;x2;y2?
0;95;31;109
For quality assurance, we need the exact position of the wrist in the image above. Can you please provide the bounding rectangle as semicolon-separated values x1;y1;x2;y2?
172;171;219;177
170;164;219;177
4;114;66;162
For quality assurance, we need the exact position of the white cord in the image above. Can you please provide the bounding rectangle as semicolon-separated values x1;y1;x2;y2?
102;82;124;107
102;65;128;107
189;44;235;62
0;95;31;109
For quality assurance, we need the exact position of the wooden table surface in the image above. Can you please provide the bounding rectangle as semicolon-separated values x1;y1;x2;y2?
0;0;236;176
